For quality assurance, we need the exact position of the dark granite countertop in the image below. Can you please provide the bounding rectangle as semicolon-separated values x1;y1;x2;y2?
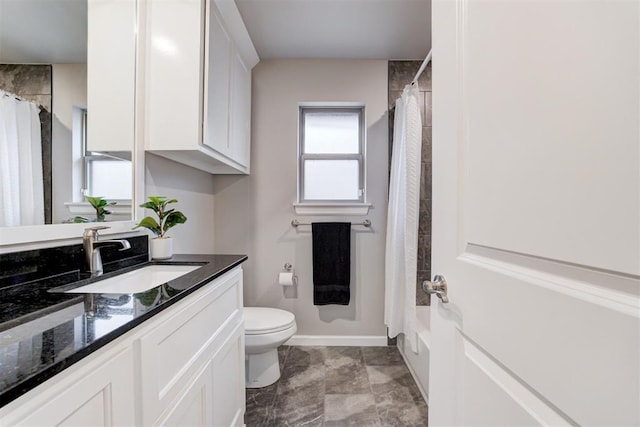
0;254;247;409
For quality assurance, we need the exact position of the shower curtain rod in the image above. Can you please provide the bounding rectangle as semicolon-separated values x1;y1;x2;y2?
1;89;46;110
411;49;432;86
1;89;24;102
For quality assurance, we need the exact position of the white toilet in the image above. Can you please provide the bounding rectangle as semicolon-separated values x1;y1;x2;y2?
243;307;297;388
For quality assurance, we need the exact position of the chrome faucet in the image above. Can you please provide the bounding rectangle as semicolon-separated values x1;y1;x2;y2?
83;226;131;276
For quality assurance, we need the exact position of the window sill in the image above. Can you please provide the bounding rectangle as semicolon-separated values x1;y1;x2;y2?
293;203;371;216
64;201;132;216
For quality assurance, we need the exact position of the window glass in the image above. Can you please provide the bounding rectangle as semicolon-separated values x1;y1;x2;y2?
304;159;360;200
304;112;360;154
88;159;132;200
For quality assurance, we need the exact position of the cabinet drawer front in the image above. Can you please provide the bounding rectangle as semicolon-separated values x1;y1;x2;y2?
139;268;243;424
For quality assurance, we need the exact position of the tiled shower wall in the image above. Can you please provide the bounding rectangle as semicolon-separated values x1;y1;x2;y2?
388;61;432;306
0;64;53;224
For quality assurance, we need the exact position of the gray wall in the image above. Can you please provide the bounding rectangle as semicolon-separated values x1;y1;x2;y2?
145;153;216;254
51;63;86;224
214;59;389;338
388;61;433;306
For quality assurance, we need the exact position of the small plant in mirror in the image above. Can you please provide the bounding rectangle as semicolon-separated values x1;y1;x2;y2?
71;196;116;223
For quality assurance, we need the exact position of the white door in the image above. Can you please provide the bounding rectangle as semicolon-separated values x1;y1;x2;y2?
429;1;639;426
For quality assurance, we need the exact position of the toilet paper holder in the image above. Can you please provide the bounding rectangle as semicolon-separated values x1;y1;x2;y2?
279;263;296;286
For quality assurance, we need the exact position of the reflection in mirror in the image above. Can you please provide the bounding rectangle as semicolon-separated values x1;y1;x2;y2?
0;0;133;227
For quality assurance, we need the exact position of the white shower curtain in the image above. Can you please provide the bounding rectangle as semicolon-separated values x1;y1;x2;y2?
0;90;44;227
385;83;422;353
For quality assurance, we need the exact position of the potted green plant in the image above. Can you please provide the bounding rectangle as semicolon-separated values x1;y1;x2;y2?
133;196;187;259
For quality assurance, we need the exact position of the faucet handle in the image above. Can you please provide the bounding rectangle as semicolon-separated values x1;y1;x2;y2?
83;226;110;238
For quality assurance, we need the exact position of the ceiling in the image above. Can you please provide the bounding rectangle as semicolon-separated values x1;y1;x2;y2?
0;0;430;64
0;0;87;64
236;0;431;60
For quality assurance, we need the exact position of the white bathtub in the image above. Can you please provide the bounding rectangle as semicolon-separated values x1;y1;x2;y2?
397;305;431;403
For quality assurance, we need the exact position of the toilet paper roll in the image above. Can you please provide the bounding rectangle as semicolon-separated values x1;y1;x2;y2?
279;271;296;286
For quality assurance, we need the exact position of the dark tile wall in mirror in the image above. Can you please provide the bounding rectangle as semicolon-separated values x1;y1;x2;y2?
388;61;432;306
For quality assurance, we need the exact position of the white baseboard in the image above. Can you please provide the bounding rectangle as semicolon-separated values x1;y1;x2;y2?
286;335;388;347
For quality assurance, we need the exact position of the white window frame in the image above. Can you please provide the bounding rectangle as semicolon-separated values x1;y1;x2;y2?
297;106;367;209
64;108;132;219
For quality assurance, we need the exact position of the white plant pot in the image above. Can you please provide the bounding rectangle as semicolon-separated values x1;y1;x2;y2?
150;237;173;260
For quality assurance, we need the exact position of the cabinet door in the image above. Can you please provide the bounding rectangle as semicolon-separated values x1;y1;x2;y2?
211;323;245;427
203;3;232;156
145;0;204;151
228;50;251;169
0;345;135;426
139;269;243;425
156;362;213;427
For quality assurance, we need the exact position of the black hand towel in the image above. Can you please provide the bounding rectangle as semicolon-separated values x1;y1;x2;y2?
312;222;351;305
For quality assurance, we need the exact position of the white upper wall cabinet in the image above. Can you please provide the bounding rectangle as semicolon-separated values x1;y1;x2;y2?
144;0;259;174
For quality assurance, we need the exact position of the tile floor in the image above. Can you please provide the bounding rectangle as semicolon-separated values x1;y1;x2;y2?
245;346;429;426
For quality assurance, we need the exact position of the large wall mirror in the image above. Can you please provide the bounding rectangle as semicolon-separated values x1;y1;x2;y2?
0;0;136;244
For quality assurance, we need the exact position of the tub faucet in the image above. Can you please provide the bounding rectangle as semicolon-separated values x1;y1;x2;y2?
83;226;131;276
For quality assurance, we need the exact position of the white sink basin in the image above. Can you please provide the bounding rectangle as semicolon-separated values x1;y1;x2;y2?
65;265;200;294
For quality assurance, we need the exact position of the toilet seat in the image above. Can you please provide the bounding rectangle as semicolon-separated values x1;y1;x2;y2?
244;307;296;335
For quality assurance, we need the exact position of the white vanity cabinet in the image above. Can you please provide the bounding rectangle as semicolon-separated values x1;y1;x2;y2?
0;267;245;427
145;0;259;174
